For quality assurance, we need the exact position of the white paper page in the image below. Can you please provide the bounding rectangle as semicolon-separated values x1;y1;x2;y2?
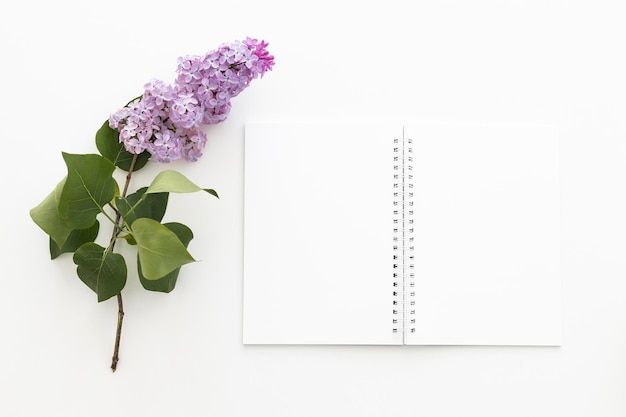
405;123;561;346
243;122;403;344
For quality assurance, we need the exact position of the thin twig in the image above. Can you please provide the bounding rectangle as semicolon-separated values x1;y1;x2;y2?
111;293;124;372
110;153;139;372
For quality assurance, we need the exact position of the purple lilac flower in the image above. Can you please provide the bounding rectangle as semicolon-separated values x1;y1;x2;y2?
109;37;274;163
169;93;203;130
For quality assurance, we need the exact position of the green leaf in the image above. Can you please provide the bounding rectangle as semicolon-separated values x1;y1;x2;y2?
121;234;137;245
30;178;73;247
131;218;195;280
50;221;100;259
58;153;117;229
139;222;193;293
115;187;169;225
95;120;150;172
73;242;127;302
145;170;219;198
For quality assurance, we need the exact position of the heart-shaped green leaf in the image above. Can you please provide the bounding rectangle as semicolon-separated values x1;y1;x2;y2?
73;242;127;302
145;170;218;198
50;221;100;259
30;178;73;248
131;218;195;280
116;187;169;225
58;153;117;229
139;222;194;293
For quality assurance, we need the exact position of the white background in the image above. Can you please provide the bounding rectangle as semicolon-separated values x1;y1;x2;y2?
1;0;625;416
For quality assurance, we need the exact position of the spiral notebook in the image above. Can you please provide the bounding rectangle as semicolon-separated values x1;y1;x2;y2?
243;122;561;346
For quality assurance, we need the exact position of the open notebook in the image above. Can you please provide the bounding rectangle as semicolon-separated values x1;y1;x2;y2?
243;122;561;346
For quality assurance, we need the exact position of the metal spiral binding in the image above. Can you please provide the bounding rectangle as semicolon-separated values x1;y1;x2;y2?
392;133;416;341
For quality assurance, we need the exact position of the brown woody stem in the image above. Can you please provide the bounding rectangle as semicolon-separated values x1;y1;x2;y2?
110;153;139;372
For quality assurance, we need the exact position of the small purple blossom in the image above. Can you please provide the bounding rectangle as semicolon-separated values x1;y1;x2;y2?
109;37;274;163
169;93;203;130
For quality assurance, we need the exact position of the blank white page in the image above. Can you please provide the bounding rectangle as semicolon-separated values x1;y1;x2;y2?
405;123;561;346
243;122;403;345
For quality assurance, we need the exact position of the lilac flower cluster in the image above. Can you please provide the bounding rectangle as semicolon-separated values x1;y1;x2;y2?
109;38;274;162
